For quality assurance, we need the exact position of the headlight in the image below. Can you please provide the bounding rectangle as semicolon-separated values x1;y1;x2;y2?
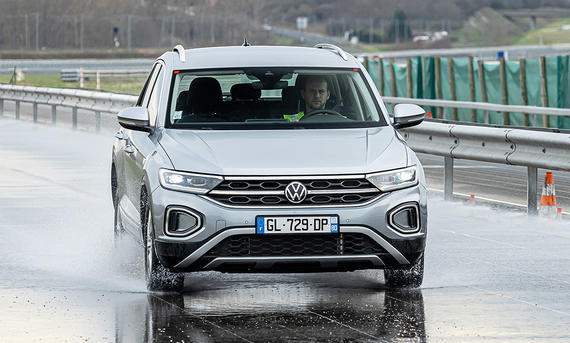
366;166;418;192
159;169;223;194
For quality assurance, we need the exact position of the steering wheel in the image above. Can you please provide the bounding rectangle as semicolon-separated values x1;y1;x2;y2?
299;109;344;120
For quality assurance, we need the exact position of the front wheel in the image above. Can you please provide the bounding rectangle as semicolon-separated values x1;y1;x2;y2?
384;255;424;289
143;204;184;292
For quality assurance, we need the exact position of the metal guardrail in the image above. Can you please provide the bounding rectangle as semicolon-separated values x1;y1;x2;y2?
0;84;137;131
382;96;570;118
61;69;149;82
401;121;570;215
0;84;568;214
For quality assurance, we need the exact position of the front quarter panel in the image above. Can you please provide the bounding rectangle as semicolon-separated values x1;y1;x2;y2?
146;140;174;194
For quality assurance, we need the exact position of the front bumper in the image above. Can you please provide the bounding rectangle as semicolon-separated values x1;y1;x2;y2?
151;183;427;273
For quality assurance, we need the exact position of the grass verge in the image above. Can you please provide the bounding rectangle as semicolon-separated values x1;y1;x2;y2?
0;74;145;95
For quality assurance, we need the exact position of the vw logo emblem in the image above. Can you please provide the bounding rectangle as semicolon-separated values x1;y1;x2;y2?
285;181;307;204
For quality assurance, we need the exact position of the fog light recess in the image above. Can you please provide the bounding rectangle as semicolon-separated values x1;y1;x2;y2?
388;203;420;234
165;206;202;237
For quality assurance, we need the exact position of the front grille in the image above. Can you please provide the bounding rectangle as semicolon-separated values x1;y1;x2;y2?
206;177;381;206
204;233;386;257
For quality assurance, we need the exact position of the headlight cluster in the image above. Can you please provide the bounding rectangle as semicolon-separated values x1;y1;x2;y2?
159;166;417;194
366;166;418;192
159;169;223;194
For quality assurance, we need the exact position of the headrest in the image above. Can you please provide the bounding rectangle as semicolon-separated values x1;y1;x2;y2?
175;90;189;111
231;83;261;101
188;77;222;114
281;86;299;112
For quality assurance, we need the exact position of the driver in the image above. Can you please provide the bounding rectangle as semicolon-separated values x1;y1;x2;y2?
284;75;330;122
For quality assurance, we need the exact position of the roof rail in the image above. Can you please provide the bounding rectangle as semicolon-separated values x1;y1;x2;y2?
313;43;348;61
173;44;186;63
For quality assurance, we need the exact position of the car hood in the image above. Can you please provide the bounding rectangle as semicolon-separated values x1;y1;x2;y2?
159;127;408;176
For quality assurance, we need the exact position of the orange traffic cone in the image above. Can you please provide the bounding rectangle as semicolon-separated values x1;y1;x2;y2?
539;172;557;217
427;110;433;119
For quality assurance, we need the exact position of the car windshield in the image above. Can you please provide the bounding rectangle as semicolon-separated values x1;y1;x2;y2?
166;68;387;130
165;68;386;130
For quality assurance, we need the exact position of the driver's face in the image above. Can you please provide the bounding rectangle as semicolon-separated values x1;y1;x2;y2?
301;78;330;112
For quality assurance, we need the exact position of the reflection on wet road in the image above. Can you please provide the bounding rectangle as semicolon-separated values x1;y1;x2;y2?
122;279;426;342
1;118;570;342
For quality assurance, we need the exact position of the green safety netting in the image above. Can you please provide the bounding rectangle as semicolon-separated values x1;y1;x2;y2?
504;60;523;126
364;54;570;129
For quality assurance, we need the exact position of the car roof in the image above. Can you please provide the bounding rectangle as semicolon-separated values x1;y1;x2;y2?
160;45;360;70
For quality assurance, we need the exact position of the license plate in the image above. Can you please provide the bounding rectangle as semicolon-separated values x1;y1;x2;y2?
256;215;339;234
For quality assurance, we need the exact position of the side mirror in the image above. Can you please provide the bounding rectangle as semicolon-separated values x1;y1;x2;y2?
117;107;153;133
393;104;425;129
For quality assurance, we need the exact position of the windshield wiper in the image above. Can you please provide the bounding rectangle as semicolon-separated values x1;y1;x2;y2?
245;119;290;124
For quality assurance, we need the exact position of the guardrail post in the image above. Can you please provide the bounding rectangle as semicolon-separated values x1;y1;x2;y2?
72;107;78;129
0;99;3;116
95;111;101;132
51;105;57;124
444;156;454;201
15;101;20;120
33;103;38;122
527;166;538;216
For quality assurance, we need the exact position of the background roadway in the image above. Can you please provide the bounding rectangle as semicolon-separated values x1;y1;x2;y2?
2;43;570;74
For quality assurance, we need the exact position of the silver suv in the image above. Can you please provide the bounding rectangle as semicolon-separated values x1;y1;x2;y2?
112;44;427;292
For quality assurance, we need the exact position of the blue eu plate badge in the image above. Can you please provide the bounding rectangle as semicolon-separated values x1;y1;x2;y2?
330;216;338;233
256;217;265;234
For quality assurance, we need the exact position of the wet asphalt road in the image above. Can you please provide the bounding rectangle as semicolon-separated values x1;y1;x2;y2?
1;117;570;342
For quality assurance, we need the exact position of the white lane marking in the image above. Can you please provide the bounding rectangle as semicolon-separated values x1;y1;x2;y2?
470;286;570;317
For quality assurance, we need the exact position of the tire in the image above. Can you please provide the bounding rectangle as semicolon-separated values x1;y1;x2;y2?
384;255;424;289
142;203;184;292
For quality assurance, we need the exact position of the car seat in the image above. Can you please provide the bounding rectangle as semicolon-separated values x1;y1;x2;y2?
181;77;222;122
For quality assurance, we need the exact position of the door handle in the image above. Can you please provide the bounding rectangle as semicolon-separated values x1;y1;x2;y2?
124;144;135;154
115;131;126;140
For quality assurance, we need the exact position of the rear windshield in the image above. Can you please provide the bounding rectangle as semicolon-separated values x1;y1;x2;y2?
165;68;387;130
